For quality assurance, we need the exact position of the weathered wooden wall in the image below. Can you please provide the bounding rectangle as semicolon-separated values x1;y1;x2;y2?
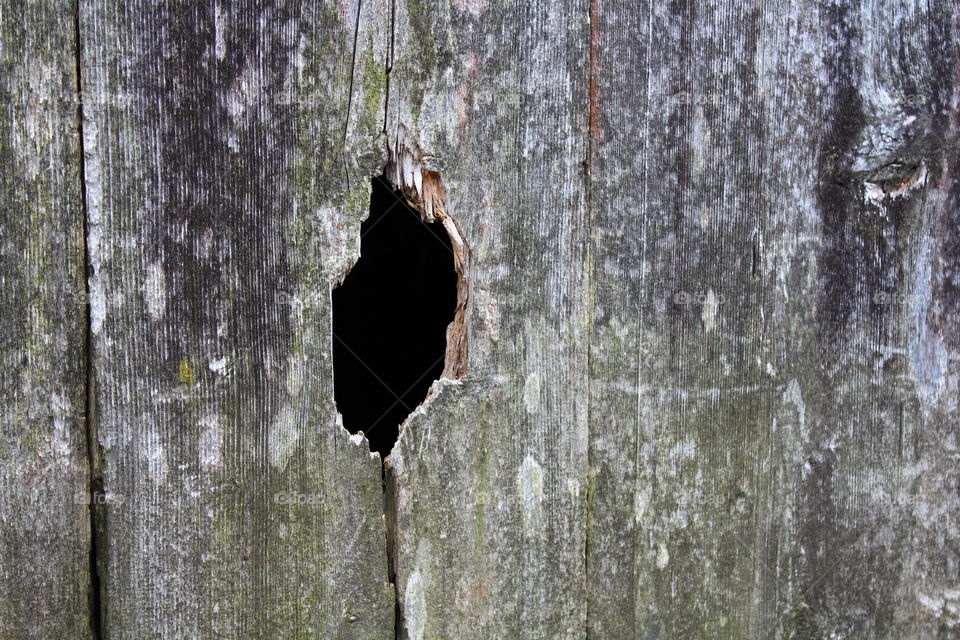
1;1;958;639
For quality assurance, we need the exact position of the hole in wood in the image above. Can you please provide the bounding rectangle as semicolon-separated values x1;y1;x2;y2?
332;174;459;458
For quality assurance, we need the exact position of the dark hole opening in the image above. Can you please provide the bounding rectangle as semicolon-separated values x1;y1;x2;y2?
332;174;458;459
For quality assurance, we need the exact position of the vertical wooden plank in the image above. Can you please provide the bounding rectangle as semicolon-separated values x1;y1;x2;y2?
587;1;960;638
790;3;960;636
0;1;91;637
384;1;590;638
588;4;779;635
79;1;394;637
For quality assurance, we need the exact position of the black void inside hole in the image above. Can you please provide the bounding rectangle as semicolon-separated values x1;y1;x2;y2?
332;175;458;459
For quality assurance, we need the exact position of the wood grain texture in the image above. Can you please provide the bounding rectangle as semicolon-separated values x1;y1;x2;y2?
587;1;960;638
79;1;394;637
2;1;956;638
384;1;591;638
0;1;92;638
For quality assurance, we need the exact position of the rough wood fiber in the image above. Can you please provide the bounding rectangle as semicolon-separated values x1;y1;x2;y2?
587;1;960;638
79;2;394;637
3;1;956;638
384;1;591;638
0;1;91;638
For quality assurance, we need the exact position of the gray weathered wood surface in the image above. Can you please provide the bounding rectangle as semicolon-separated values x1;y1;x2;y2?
0;1;92;638
1;1;958;638
383;0;591;638
586;3;959;638
79;1;393;637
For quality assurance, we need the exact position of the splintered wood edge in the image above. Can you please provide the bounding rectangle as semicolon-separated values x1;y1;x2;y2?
385;126;470;383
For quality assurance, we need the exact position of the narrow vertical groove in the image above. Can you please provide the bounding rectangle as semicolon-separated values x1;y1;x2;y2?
584;0;599;637
73;3;104;639
383;0;396;137
383;4;401;638
387;468;401;640
342;0;363;191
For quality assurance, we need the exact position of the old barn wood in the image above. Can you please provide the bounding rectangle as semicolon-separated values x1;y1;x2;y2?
1;0;957;638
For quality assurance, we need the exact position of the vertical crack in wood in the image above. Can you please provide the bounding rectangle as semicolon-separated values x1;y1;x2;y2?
383;0;396;137
584;0;599;637
378;12;401;633
342;0;364;193
381;13;399;633
378;129;470;639
73;3;104;639
587;0;600;146
384;455;401;640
